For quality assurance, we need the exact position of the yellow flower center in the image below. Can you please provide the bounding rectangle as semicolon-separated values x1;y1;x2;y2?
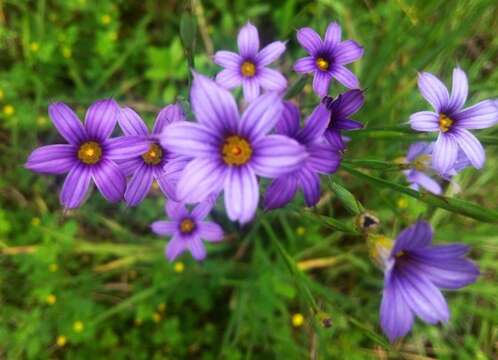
77;141;102;164
179;218;195;234
222;135;252;166
439;114;453;132
241;61;256;77
413;154;431;172
142;143;163;165
316;57;329;71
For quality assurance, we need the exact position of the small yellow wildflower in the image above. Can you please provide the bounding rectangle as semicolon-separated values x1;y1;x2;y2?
101;14;111;25
46;294;57;305
3;105;15;116
152;312;161;323
292;313;304;327
296;226;306;236
37;115;48;127
72;321;84;333
62;47;72;59
56;335;67;347
31;217;41;226
30;42;40;52
397;197;408;209
49;263;59;272
158;303;166;313
174;261;185;273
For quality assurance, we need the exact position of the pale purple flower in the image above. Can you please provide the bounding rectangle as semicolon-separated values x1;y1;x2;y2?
321;89;364;150
160;72;307;224
294;22;363;96
379;221;479;342
151;198;223;261
409;67;498;174
264;101;341;209
214;22;287;102
117;104;188;206
25;100;150;208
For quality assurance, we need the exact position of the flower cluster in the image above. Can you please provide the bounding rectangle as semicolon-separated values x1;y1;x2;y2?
25;21;497;343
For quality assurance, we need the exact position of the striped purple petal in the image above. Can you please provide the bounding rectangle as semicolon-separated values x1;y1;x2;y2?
213;50;241;71
334;40;364;65
153;103;185;135
25;144;76;174
198;221;224;242
224;165;259;224
392;221;433;255
256;41;286;66
307;143;341;174
242;78;260;102
105;136;151;161
409;111;440;132
417;72;450;113
447;67;468;112
48;102;87;145
275;101;300;137
293;56;315;73
452;128;485;169
160;122;221;158
118;107;148;136
264;175;299;210
124;163;154;206
454;99;498;129
432;132;458;174
239;92;283;141
216;69;242;89
298;167;320;207
324;22;341;48
296;27;322;55
60;163;92;209
237;22;259;58
151;220;177;236
330;65;359;89
91;159;125;203
84;99;120;141
165;236;187;261
257;68;287;91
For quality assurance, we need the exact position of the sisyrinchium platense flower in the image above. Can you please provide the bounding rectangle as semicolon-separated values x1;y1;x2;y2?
409;67;498;174
372;221;479;342
294;22;364;96
214;22;287;102
264;101;341;209
161;72;307;224
25;100;150;208
117;103;188;206
151;198;223;261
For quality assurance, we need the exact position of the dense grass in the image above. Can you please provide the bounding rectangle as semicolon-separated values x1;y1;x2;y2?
0;0;497;358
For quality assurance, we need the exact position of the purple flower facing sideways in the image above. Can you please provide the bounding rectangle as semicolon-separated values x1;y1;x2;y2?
117;104;187;206
214;22;287;102
264;101;341;209
409;67;498;174
25;100;150;208
378;221;479;342
321;89;364;150
294;22;364;96
161;72;307;224
151;198;224;261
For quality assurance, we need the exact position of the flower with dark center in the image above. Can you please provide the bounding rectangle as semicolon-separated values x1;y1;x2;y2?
25;99;150;208
293;22;364;96
409;67;498;174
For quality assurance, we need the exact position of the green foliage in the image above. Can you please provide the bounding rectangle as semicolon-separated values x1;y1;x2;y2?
1;0;497;358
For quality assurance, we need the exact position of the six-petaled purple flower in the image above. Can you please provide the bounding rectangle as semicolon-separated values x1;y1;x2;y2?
264;101;341;209
378;221;479;342
161;72;307;224
25;100;150;208
409;67;498;174
117;104;186;206
151;198;224;261
214;22;287;102
294;22;364;96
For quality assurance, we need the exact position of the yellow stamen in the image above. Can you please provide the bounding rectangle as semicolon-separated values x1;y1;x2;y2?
142;143;163;165
241;61;256;77
77;141;102;164
413;154;431;171
439;114;453;132
56;335;67;347
180;219;195;234
292;313;304;327
222;135;252;166
316;57;329;71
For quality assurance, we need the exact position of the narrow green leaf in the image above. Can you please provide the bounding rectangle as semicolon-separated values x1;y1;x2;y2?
284;76;307;99
328;178;364;215
343;159;408;171
180;12;197;69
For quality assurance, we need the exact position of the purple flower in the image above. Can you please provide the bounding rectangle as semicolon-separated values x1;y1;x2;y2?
25;100;150;208
151;198;224;261
294;22;364;96
160;72;307;224
214;22;287;102
409;67;498;174
321;89;364;150
378;221;479;342
264;101;341;209
117;104;187;206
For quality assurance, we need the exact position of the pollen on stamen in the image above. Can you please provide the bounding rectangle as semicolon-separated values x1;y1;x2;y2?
142;143;163;165
179;218;195;234
438;114;453;132
77;141;102;165
222;135;252;166
241;61;256;77
316;57;329;71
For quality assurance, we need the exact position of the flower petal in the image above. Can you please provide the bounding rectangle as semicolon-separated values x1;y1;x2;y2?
251;135;307;178
153;103;185;134
298;103;330;144
153;167;179;200
410;244;470;261
312;71;332;96
392;221;433;255
330;65;359;89
239;92;283;141
188;236;207;261
191;196;217;220
91;159;126;203
324;129;345;150
293;56;316;73
118;107;148;136
84;99;120;141
334;40;364;65
124;163;153;206
407;171;442;195
406;142;431;162
297;167;320;207
257;68;287;92
237;22;259;57
176;158;227;203
452;128;485;169
160;121;221;158
307;143;341;174
60;163;92;209
48;102;87;145
324;22;341;48
335;89;365;117
213;50;242;71
335;119;363;130
417;72;450;113
242;78;261;102
275;101;300;137
216;69;242;89
448;67;468;112
117;158;142;177
25;144;76;174
263;175;299;210
224;165;259;224
198;221;224;242
256;41;286;66
432;133;458;174
165;200;188;220
151;221;177;236
296;27;322;55
165;237;187;261
191;72;239;133
409;111;440;132
453;100;498;129
105;136;151;160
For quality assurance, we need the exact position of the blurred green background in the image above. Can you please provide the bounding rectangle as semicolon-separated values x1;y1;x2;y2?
1;0;497;358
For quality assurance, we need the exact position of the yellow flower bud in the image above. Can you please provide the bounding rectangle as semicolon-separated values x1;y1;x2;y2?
291;313;304;327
